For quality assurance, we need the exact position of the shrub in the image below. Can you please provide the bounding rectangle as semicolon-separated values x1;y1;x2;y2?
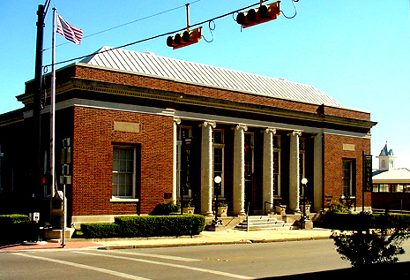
325;212;410;267
332;228;409;267
151;202;180;215
80;215;205;238
327;199;351;214
81;223;121;238
115;215;205;237
0;214;33;243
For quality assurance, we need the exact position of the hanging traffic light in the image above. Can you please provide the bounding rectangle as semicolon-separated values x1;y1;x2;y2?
167;27;202;49
236;1;281;28
166;3;202;49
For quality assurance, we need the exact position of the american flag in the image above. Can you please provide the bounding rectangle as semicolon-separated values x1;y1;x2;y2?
56;14;83;45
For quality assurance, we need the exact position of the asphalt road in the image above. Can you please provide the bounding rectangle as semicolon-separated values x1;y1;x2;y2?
1;239;409;279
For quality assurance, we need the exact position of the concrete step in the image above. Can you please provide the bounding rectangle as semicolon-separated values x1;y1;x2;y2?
235;215;291;231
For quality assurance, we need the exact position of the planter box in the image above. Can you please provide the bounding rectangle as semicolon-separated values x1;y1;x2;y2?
275;205;287;216
182;207;195;214
217;206;228;217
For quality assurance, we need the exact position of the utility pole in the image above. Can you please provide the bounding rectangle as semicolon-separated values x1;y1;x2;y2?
33;4;45;201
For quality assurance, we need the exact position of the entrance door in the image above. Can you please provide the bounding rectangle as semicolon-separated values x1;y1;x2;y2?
244;133;254;213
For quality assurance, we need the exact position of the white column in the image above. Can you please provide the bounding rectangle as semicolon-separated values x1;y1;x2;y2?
172;118;181;203
289;130;302;213
201;121;216;216
313;132;323;212
233;124;247;216
263;128;276;213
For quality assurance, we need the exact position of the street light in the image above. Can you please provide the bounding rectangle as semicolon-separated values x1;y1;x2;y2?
300;178;308;222
213;175;222;226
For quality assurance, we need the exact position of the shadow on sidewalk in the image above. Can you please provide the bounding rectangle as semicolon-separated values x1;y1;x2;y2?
257;262;409;279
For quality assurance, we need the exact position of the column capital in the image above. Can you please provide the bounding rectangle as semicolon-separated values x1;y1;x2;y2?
292;130;303;137
264;127;276;135
173;118;181;125
203;121;216;129
235;124;248;132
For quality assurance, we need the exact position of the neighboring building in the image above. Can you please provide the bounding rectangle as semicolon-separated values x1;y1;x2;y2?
372;143;410;211
0;47;376;225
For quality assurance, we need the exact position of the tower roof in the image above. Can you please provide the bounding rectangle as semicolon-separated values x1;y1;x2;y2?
379;142;394;156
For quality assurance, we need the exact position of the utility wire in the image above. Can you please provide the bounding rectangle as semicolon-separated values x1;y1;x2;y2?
46;1;269;68
44;0;201;51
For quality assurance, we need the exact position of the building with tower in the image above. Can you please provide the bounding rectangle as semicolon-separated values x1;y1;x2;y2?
372;143;410;211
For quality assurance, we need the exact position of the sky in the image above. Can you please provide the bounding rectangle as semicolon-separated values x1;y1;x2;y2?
1;0;410;169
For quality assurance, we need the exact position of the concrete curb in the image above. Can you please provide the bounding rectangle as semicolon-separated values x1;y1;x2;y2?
97;234;332;250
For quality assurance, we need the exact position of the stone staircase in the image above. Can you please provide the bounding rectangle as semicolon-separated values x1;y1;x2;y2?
235;215;292;231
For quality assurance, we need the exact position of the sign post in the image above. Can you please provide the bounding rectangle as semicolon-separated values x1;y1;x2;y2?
362;152;373;212
60;138;71;247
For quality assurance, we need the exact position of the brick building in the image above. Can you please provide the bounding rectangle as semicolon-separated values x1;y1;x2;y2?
0;47;376;224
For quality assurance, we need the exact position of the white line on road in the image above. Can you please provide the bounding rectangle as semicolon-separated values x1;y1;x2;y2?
99;250;200;262
13;253;152;280
76;251;254;279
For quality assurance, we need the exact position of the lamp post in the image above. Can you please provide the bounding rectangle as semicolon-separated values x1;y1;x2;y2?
300;178;308;222
213;175;222;226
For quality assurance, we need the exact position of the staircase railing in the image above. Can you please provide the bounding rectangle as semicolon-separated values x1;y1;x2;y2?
246;201;251;232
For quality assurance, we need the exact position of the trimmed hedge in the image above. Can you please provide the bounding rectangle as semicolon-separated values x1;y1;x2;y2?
81;223;121;238
0;214;34;243
81;215;205;238
316;212;410;231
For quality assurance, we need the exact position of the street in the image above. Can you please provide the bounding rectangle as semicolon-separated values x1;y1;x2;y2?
1;239;409;279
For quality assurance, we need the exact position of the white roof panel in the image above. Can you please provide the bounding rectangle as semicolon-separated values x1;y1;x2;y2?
79;47;343;107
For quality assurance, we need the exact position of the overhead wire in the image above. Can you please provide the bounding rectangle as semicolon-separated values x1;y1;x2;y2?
44;0;202;51
46;0;294;68
281;0;299;20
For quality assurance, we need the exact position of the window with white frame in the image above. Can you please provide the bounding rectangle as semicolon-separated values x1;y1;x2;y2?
272;135;281;196
112;146;138;198
213;129;224;197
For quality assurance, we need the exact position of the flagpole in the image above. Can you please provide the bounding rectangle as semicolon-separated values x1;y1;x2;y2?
50;8;56;210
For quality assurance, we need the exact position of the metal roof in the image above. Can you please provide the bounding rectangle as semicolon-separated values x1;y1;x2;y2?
79;46;343;108
373;168;410;183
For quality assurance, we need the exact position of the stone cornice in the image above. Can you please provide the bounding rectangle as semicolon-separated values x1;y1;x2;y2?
19;77;376;132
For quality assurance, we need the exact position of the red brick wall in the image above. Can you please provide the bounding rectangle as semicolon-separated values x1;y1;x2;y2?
74;66;371;122
72;106;173;216
323;134;371;208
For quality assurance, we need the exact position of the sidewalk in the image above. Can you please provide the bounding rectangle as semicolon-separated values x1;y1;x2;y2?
0;228;332;252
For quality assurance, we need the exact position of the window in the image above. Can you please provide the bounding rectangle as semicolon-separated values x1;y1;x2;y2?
177;126;193;197
213;129;224;197
342;159;356;197
272;135;281;196
112;146;138;199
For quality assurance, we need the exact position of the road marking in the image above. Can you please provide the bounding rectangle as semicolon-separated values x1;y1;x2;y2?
13;253;151;280
76;251;254;279
99;250;200;262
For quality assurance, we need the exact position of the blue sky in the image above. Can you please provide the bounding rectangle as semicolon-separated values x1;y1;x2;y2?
1;0;410;168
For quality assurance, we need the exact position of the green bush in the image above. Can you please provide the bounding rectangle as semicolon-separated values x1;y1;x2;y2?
316;212;410;231
81;223;121;238
151;202;180;215
115;215;205;237
0;214;33;243
332;229;408;267
0;214;30;225
80;215;205;238
317;212;410;267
